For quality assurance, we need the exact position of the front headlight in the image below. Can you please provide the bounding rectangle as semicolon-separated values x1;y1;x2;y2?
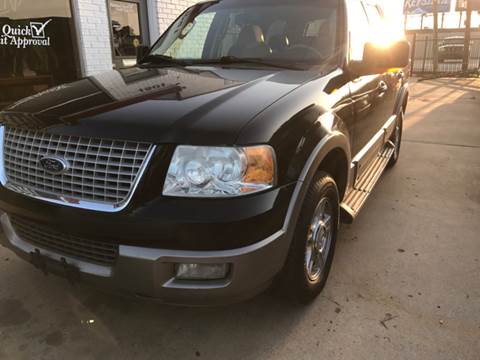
162;145;276;198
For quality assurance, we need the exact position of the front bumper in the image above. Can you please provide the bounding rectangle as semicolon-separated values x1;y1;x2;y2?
0;212;290;305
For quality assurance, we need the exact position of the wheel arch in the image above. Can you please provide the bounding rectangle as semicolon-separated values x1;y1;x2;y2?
282;131;351;246
316;148;349;202
394;83;409;115
401;92;409;113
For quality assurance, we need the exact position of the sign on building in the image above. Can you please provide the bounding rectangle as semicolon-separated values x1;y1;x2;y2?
0;19;52;48
404;0;452;14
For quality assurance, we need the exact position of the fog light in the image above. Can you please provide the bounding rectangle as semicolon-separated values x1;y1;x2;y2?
175;263;229;280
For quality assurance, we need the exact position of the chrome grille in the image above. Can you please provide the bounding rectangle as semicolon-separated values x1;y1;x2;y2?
10;215;118;265
2;126;154;208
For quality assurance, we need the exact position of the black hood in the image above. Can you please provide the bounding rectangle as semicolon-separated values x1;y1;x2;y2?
1;66;317;144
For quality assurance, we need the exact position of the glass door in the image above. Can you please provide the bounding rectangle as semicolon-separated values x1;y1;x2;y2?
109;0;150;68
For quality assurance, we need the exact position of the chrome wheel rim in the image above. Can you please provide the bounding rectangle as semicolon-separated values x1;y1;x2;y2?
305;197;333;282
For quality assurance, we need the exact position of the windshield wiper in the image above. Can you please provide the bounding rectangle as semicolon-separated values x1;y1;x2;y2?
194;56;302;70
139;54;192;67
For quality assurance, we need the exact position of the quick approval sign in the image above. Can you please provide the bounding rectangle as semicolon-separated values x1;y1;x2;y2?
0;19;52;48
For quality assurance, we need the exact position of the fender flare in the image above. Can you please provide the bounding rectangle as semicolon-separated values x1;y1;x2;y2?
393;83;409;115
281;131;351;247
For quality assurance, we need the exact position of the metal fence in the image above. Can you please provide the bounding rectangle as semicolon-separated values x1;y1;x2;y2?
407;30;480;75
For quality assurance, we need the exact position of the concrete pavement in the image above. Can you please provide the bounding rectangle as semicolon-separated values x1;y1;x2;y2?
0;78;479;360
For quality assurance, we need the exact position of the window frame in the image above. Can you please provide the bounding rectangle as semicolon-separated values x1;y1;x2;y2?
107;0;151;68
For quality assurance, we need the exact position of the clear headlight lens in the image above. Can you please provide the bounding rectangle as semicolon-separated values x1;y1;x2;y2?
163;145;276;197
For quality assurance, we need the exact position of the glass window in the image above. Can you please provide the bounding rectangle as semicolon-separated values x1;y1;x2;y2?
347;0;370;61
110;0;143;57
0;0;78;108
150;0;339;66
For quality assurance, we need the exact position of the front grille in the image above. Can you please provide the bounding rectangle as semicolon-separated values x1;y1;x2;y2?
10;215;118;265
2;126;154;207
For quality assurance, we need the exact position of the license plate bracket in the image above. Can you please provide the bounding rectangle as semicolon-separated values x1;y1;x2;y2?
30;248;80;284
30;248;48;275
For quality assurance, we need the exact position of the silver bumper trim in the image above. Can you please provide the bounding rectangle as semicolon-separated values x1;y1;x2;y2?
119;230;285;290
0;212;289;304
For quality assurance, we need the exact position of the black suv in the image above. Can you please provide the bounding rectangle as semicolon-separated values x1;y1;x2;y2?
0;0;409;305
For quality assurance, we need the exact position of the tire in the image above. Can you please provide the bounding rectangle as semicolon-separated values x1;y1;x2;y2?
275;171;339;303
388;110;404;168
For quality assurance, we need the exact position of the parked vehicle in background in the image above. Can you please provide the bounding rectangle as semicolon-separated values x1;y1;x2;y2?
0;0;409;305
438;36;469;63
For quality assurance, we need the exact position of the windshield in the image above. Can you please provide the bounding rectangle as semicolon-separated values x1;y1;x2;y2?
147;0;339;67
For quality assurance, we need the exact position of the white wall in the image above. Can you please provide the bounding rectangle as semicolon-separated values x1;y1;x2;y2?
147;0;161;43
73;0;114;76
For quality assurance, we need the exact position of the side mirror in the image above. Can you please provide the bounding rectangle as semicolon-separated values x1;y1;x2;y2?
136;45;150;63
351;40;410;76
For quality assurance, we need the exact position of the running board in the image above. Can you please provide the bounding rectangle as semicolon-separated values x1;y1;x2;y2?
340;143;395;224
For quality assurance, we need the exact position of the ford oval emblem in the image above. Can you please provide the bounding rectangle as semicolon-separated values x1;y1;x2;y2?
39;156;70;175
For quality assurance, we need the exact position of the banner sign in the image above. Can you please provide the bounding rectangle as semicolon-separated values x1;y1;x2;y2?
0;19;52;48
404;0;452;14
456;0;480;11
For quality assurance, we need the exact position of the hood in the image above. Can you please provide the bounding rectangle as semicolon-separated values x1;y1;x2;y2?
1;66;316;144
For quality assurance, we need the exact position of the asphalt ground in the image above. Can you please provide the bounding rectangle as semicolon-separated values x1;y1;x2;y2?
0;78;479;360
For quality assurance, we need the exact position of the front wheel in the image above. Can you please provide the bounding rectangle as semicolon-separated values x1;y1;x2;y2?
275;171;339;303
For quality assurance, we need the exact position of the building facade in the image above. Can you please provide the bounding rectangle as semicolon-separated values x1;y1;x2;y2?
0;0;197;107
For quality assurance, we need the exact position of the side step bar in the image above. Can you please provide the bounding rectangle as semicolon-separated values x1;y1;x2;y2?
340;143;395;224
